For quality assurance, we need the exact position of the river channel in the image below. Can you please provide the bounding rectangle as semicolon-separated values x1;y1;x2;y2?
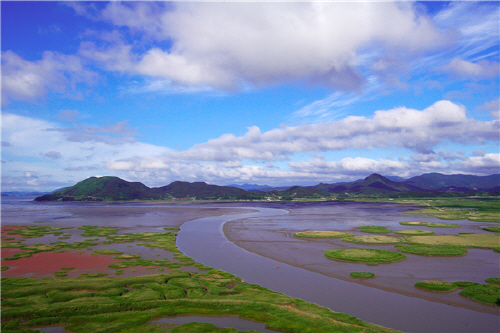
176;203;500;333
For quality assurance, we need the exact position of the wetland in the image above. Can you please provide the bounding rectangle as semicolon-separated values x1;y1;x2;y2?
1;197;499;333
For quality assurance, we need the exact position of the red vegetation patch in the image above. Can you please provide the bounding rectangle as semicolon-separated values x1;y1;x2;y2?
1;252;118;278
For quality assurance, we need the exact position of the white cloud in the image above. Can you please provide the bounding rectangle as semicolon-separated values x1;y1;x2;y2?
80;2;450;92
477;99;500;120
105;100;499;185
1;113;171;190
441;58;499;79
1;51;97;104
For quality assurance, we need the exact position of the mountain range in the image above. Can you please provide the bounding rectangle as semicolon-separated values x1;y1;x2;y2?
33;173;499;202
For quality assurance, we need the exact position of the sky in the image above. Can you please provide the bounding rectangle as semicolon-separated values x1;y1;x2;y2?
1;1;499;192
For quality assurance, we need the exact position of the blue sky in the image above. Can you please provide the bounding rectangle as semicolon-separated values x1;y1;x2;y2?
1;1;499;191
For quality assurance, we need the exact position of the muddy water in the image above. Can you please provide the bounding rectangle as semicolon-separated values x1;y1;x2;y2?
177;202;500;333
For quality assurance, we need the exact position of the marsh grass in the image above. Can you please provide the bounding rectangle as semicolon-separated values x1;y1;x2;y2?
93;249;123;255
293;231;354;238
1;227;400;333
485;278;500;284
459;284;500;306
350;272;375;278
394;230;435;236
394;244;468;256
343;235;404;244
414;280;458;292
324;248;406;264
406;233;500;249
400;221;460;228
357;226;392;233
483;226;500;232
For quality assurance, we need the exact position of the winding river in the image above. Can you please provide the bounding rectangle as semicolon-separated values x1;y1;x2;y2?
177;205;499;333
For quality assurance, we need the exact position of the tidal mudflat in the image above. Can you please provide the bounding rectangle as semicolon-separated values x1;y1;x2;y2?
2;198;499;333
222;202;500;316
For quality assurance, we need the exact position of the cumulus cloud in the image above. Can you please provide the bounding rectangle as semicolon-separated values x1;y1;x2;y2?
105;100;499;184
3;100;498;190
1;51;97;104
76;2;450;92
157;100;496;161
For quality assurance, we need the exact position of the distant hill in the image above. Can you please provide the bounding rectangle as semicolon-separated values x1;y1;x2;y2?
312;174;424;195
228;183;274;191
34;177;248;202
34;173;500;202
151;181;246;200
403;173;500;191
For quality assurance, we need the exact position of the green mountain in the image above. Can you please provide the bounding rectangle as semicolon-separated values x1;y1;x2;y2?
403;173;500;191
34;177;247;201
151;181;246;200
34;172;500;202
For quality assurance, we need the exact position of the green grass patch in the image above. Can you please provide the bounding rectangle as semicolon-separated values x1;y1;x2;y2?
2;266;10;271
453;281;480;288
394;244;468;256
343;235;404;244
459;284;500;306
357;226;392;233
324;248;407;264
293;230;354;238
394;230;435;236
415;280;458;292
486;277;500;284
33;221;51;224
400;221;460;228
350;272;375;278
78;226;118;237
483;226;500;232
405;233;500;249
93;249;123;255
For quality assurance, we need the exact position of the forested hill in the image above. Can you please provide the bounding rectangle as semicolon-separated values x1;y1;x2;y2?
34;177;248;201
34;173;499;202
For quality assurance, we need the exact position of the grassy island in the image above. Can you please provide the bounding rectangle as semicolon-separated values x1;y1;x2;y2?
394;244;468;256
350;272;375;278
483;226;500;232
343;235;404;244
357;226;392;233
324;248;407;264
414;280;458;292
294;231;354;238
400;221;461;228
394;230;435;236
